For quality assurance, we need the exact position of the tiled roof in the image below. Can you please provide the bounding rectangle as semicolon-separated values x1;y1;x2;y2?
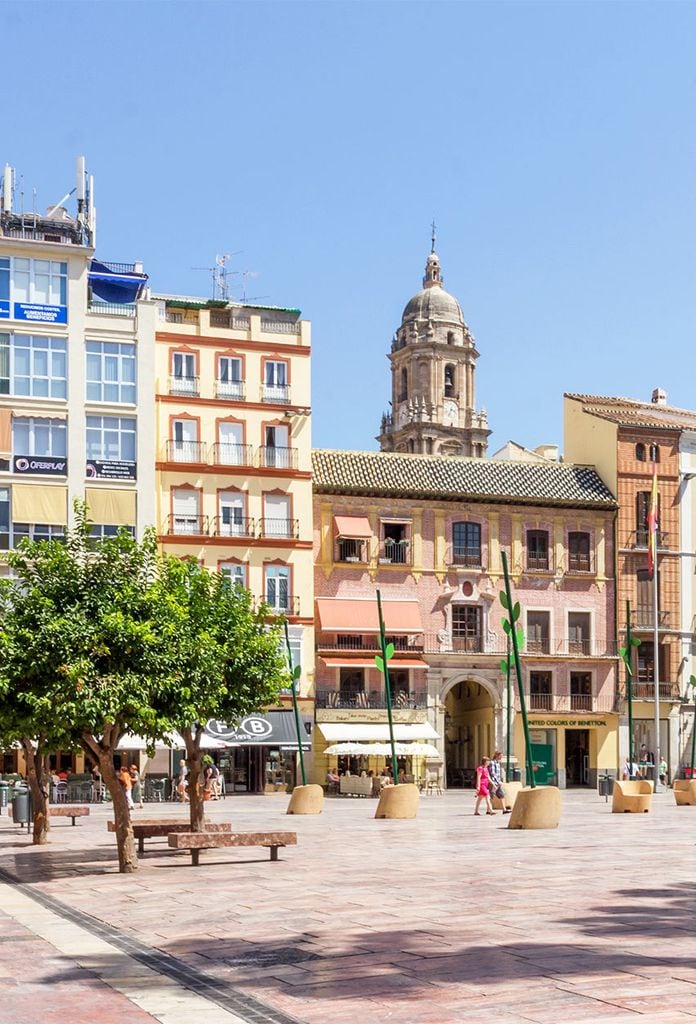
565;393;696;430
312;449;616;508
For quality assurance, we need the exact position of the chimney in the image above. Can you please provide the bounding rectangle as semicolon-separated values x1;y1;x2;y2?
651;387;667;406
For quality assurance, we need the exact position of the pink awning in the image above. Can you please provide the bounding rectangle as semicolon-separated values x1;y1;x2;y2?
333;515;372;539
315;598;423;634
321;657;428;669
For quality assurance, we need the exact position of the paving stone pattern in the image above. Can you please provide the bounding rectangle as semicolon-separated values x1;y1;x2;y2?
2;791;696;1023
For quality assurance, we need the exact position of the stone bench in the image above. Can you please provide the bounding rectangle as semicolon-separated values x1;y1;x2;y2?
107;819;232;854
168;830;297;866
612;779;653;813
49;805;90;826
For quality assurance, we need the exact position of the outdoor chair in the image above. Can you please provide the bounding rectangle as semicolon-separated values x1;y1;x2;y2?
54;782;68;804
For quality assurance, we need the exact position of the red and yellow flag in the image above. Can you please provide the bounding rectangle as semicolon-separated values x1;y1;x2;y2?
647;463;659;578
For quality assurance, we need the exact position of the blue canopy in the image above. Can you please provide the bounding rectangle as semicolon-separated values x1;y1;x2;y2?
89;260;148;305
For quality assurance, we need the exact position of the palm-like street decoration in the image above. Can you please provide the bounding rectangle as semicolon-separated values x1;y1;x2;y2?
500;551;535;787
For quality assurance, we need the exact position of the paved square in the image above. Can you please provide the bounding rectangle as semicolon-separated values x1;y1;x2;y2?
1;790;696;1023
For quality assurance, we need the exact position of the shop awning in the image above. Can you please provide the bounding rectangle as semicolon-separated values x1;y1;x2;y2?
203;712;312;749
318;722;439;742
315;598;422;634
324;741;441;759
117;731;229;751
333;515;372;538
321;657;428;669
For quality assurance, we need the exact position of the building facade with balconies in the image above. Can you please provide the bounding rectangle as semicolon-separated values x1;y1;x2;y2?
565;390;696;779
154;295;315;774
313;448;619;788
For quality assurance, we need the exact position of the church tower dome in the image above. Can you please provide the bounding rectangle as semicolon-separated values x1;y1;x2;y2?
378;241;491;458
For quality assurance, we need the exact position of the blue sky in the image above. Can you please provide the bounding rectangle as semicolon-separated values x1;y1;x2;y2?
5;1;696;454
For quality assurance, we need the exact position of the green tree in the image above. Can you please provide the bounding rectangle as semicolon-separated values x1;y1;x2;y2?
151;558;287;832
0;507;164;871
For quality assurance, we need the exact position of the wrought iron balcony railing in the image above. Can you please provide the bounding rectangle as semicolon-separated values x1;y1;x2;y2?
258;446;298;470
165;440;207;463
260;518;299;540
215;379;246;400
316;690;428;710
168;375;199;396
379;539;411;565
336;539;368;563
212;442;254;467
165;514;209;536
211;516;255;538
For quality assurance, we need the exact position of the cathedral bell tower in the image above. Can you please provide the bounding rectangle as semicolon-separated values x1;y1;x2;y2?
377;246;491;458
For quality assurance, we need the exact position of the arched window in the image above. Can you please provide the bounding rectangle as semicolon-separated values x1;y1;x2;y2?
650;443;660;463
635;443;646;462
447;331;455;345
444;364;455;397
399;368;408;402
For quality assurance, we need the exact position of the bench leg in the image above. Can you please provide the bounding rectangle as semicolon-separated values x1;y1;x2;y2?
270;846;279;862
138;836;144;855
71;817;76;826
191;849;200;866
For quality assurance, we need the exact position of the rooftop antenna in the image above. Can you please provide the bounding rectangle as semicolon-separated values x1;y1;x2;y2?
18;176;24;217
1;165;14;214
192;252;241;301
240;270;258;303
431;219;437;253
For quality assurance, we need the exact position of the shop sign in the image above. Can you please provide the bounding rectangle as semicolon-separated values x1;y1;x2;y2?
13;455;67;476
13;302;67;325
0;300;9;318
86;460;137;481
528;719;607;728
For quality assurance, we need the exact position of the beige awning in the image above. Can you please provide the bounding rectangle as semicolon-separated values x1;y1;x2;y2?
318;723;439;742
0;410;11;458
12;484;67;525
85;487;136;526
333;515;372;539
315;598;423;634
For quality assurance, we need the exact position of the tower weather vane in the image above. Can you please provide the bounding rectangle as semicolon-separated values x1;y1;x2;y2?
431;220;437;253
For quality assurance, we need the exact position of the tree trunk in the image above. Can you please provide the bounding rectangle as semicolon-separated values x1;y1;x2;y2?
21;738;50;845
184;728;205;832
97;749;138;873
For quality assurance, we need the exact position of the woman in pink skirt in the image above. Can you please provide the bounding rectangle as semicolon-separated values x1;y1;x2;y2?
474;756;495;816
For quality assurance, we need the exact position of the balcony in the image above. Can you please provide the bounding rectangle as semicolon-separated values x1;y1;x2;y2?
633;607;671;630
316;690;428;710
169;375;199;396
261;384;291;404
529;692;553;711
212;442;254;467
569;693;593;712
632;682;680;700
266;594;300;616
165;514;208;536
555;638;618;657
260;319;299;335
449;546;482;568
164;440;207;463
568;555;592;573
379;539;411;565
517;692;621;714
210;310;251;330
317;634;425;654
88;300;136;318
450;635;484;653
526;638;551;655
211;516;255;538
527;554;550;571
258;446;298;470
216;379;246;401
335;538;368;563
260;518;299;540
630;529;670;549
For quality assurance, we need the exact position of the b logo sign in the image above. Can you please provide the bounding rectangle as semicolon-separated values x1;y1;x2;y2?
240;716;273;739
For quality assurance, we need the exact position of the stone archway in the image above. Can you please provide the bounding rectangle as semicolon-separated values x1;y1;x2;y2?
439;673;503;788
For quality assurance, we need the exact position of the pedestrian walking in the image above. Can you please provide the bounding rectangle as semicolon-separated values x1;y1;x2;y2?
488;750;510;814
177;758;189;803
474;756;495;816
119;765;134;811
129;764;144;808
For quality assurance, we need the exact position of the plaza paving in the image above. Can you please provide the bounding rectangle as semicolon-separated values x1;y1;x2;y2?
1;790;696;1023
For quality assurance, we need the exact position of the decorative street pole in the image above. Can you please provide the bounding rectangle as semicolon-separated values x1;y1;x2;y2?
375;589;399;784
500;634;513;783
619;600;640;777
690;676;696;778
284;620;306;787
501;550;534;788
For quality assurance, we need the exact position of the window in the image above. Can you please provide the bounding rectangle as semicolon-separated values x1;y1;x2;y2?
568;612;591;654
216;421;247;465
530;672;552;710
217;356;244;399
570;672;592;711
262;424;293;468
0;334;67;399
86;415;136;464
13;258;67;307
636;641;669;685
568;531;591;572
12;523;64;544
13;417;66;458
0;259;9;315
452;521;481;566
527;611;550;654
263;360;289;402
380;521;411;564
337;537;367;562
263;493;292;538
86;341;136;404
220;562;247;588
171;488;202;534
635;568;662;627
88;524;135;542
0;487;9;548
444;364;455;397
218;491;246;536
447;331;455;345
399;368;408;402
527;529;549;570
339;667;365;703
650;443;660;463
635;443;646;461
265;564;290;611
170;352;198;395
635;491;660;547
452;605;482;652
171;418;199;462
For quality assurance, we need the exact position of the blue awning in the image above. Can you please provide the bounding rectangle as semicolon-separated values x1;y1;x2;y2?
88;259;148;304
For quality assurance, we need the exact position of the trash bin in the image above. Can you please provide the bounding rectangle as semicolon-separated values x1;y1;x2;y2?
511;768;521;782
11;791;29;825
598;774;613;798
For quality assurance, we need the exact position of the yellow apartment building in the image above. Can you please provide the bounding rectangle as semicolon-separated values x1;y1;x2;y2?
153;295;315;793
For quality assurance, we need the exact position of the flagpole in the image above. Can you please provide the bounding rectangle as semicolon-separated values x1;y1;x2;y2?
652;549;660;790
